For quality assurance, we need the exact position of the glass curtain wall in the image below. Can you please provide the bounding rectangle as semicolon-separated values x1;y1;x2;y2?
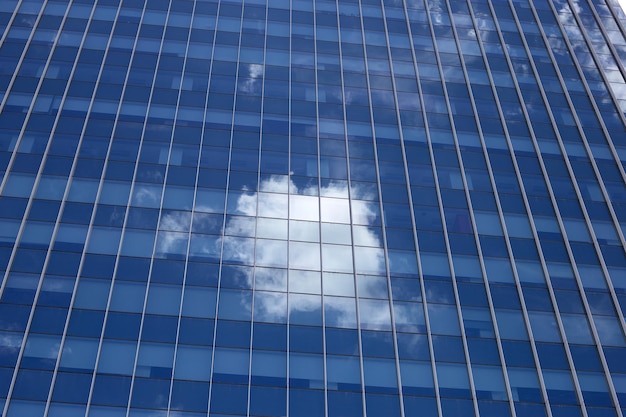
0;0;625;416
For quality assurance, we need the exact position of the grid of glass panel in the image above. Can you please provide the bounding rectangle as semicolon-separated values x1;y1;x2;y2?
0;0;625;416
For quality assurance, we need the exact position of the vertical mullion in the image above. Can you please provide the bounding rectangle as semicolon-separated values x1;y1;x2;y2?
164;0;202;414
397;2;447;416
206;0;242;414
420;0;483;415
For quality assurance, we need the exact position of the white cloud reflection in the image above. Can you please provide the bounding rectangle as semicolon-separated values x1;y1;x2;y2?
151;174;422;331
224;175;391;328
238;64;264;95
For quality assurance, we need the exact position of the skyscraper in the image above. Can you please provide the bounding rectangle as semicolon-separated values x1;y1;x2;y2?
1;0;626;415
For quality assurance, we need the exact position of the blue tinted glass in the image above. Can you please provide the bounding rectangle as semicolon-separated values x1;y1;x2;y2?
1;0;624;416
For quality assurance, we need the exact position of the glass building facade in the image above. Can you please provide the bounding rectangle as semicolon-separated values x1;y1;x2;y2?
1;0;626;415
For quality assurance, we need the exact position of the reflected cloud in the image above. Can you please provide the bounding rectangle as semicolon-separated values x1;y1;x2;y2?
555;0;626;104
159;211;191;232
154;173;415;331
0;333;22;351
193;174;402;328
19;16;36;28
132;184;161;207
24;335;61;361
426;0;446;25
343;88;369;106
238;64;263;95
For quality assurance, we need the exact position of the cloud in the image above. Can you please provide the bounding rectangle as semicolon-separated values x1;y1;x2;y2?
151;174;420;332
151;174;407;329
